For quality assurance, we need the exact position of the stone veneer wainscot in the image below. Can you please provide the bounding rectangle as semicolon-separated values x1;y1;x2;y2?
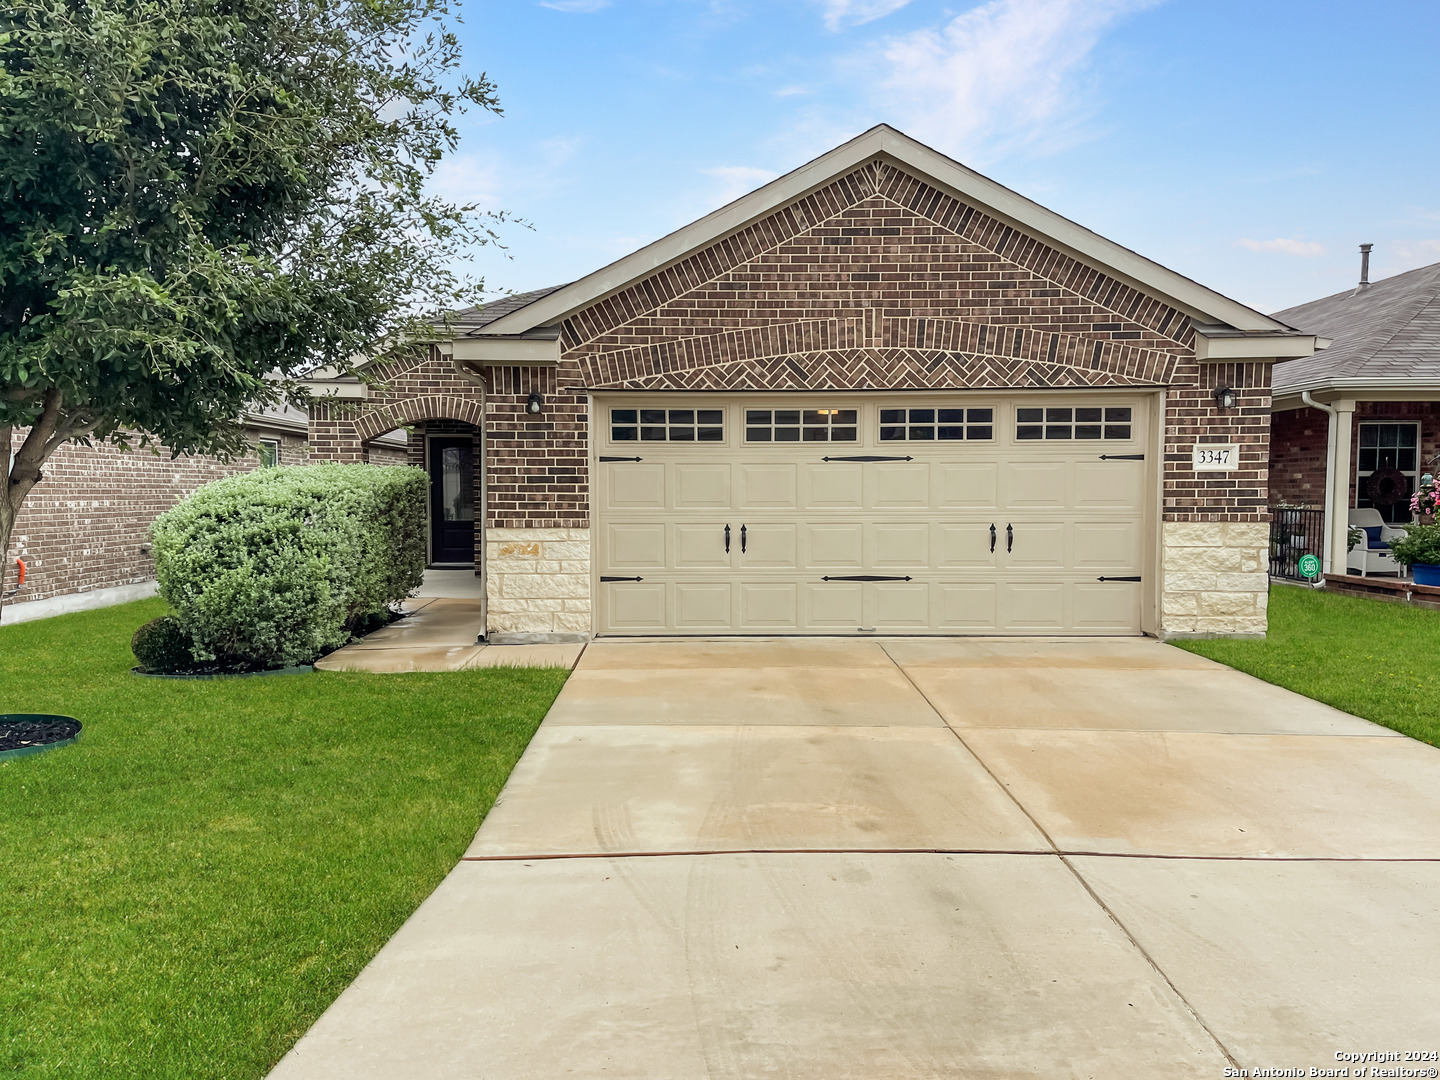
485;528;592;642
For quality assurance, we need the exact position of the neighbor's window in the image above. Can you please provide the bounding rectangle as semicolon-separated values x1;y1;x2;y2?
881;407;994;441
611;408;724;442
256;439;281;467
1016;406;1132;441
745;408;858;443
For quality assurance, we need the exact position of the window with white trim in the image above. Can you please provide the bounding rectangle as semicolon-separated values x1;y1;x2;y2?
256;438;281;467
1016;406;1132;441
1357;422;1420;524
880;407;993;441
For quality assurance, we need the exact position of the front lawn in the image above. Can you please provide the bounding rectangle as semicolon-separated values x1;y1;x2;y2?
1173;584;1440;748
0;598;567;1079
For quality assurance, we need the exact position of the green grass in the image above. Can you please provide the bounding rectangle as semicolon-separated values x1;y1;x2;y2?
0;598;567;1078
1173;583;1440;748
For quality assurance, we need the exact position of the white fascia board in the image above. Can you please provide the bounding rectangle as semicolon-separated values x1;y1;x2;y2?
1194;333;1320;360
300;380;368;399
478;124;1287;338
242;411;309;436
1274;379;1440;409
451;336;560;365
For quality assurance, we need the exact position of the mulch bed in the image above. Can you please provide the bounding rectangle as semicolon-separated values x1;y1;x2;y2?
0;715;81;755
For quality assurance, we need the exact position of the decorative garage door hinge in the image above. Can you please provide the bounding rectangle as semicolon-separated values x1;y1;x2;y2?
1095;576;1142;582
1098;454;1145;460
599;456;644;462
600;576;645;583
822;455;914;462
821;575;914;582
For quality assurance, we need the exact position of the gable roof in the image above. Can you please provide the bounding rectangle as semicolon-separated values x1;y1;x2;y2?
473;124;1293;340
1271;261;1440;396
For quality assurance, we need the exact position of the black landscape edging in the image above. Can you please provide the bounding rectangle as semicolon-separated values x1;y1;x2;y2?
131;665;314;680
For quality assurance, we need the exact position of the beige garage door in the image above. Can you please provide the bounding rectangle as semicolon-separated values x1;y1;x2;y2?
594;394;1153;636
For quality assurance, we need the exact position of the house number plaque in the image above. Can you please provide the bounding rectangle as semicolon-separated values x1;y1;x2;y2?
1192;444;1239;471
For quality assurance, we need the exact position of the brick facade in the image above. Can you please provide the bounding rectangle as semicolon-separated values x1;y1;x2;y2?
1269;402;1439;511
310;157;1286;639
4;428;308;610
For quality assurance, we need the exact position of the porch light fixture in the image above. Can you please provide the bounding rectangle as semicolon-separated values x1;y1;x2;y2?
1211;385;1236;410
526;391;544;415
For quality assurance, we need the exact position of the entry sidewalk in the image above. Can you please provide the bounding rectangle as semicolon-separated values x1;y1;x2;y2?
272;638;1440;1078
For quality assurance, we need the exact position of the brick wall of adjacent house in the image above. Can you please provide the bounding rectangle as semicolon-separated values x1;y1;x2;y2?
4;429;308;608
1269;402;1440;511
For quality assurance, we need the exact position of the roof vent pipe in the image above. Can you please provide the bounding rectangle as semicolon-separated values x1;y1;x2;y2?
1354;243;1373;294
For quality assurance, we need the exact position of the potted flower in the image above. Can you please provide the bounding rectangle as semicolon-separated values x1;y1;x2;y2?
1412;476;1440;525
1388;523;1440;587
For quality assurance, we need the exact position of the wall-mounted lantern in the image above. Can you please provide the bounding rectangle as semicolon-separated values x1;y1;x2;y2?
1211;385;1236;410
526;392;544;415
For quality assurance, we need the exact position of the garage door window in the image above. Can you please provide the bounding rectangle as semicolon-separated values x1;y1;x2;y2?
745;408;858;443
1017;406;1132;441
612;408;724;442
880;407;993;441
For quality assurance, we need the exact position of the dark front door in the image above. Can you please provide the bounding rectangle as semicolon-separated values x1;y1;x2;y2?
429;437;475;565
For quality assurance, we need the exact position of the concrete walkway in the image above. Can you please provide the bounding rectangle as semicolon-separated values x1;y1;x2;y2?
272;638;1440;1078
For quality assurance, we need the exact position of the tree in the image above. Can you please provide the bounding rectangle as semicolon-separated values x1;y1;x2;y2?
0;0;502;599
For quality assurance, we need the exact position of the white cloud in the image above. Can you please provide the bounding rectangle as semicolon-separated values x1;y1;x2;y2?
817;0;914;31
875;0;1163;162
1391;239;1440;266
539;0;610;11
701;165;781;206
1236;238;1326;258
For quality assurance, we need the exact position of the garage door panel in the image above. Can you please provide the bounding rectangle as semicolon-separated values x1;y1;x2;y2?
871;523;929;568
1072;583;1141;632
674;583;734;629
805;583;863;628
871;582;930;628
937;523;998;569
804;524;864;568
1003;522;1066;569
742;523;799;569
938;463;999;510
605;463;667;509
1073;522;1140;570
1003;461;1069;509
1074;461;1144;509
1000;582;1067;631
605;582;668;631
674;523;731;569
870;462;931;508
803;463;863;508
935;583;999;631
739;464;798;509
605;523;666;570
673;463;731;509
739;583;799;629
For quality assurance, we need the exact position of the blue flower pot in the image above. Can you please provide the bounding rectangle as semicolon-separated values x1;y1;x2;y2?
1412;564;1440;587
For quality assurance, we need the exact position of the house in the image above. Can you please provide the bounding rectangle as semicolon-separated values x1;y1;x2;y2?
306;125;1320;641
1;407;407;624
1268;251;1440;583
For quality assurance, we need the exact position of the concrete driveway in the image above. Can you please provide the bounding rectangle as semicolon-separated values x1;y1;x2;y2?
271;638;1440;1079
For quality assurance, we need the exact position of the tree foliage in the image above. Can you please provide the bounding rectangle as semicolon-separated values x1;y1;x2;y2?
0;0;501;572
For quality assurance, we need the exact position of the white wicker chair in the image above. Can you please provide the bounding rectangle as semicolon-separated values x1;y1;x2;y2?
1347;508;1408;577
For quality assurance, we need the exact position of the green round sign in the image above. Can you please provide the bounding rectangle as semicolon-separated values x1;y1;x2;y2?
1298;553;1321;579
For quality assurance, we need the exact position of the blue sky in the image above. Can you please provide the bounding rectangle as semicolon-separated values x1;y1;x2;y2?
443;0;1440;315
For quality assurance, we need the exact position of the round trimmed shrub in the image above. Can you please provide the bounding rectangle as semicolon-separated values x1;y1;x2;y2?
132;616;197;673
151;464;427;669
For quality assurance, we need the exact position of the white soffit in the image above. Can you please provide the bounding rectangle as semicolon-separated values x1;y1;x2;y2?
478;124;1291;339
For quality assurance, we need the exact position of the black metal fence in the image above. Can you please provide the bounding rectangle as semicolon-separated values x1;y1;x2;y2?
1269;507;1326;581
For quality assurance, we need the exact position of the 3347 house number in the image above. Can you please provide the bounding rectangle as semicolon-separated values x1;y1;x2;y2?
1192;444;1239;471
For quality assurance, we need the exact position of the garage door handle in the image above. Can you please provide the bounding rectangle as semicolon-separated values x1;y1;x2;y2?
740;524;747;554
599;456;643;462
822;575;913;582
989;523;996;553
1096;576;1142;582
600;576;645;583
1099;454;1144;461
821;455;914;462
1006;523;1013;553
724;524;731;554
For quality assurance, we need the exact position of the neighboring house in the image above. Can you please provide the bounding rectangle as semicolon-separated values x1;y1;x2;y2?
305;125;1319;641
1268;253;1440;577
1;404;407;623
